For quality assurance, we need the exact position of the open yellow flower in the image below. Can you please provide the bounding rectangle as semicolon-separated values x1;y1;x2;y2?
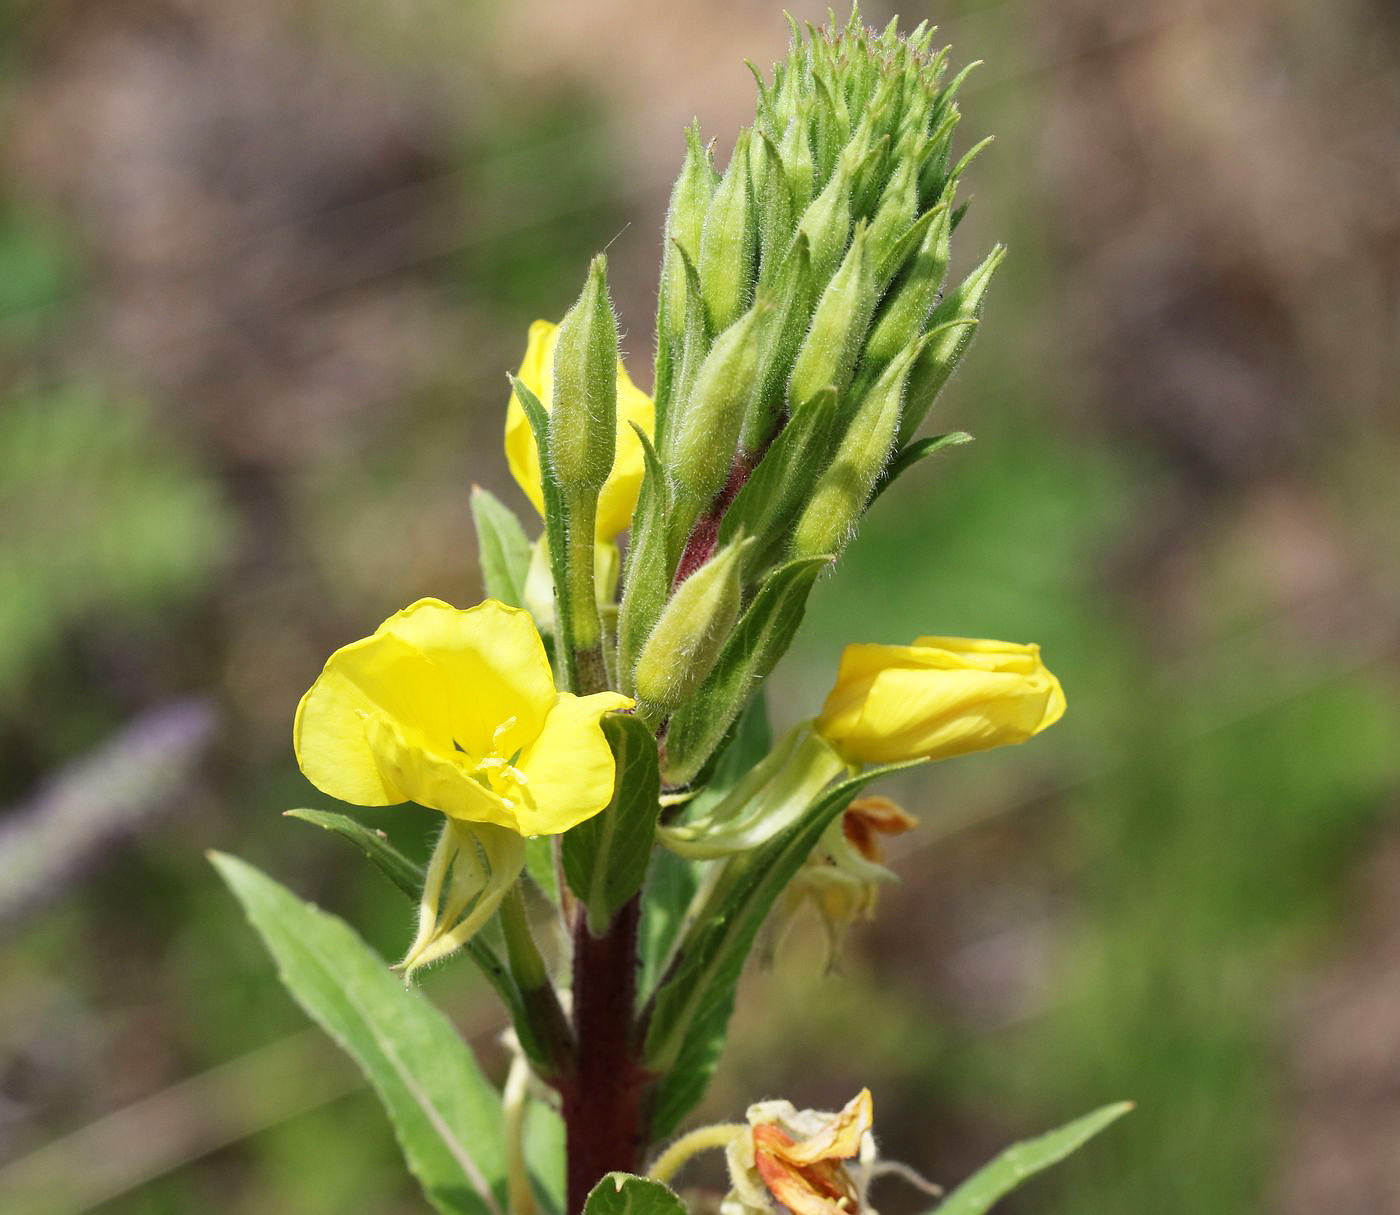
294;597;632;836
816;636;1066;766
504;319;655;541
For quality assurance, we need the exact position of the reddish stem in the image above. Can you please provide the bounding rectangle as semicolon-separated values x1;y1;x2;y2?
561;895;650;1212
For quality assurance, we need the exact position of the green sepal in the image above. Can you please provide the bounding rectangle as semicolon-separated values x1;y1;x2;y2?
469;486;532;609
562;715;661;937
873;430;974;502
211;852;508;1215
641;758;924;1135
661;555;830;787
583;1174;687;1215
511;374;577;689
929;1102;1133;1215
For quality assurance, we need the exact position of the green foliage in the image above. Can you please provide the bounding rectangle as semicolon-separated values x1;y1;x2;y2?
563;715;661;935
583;1174;687;1215
211;853;508;1215
931;1102;1133;1215
284;808;423;900
470;487;533;608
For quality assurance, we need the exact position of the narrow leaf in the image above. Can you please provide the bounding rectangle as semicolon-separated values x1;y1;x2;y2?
211;852;507;1215
470;486;533;608
284;808;422;900
874;431;973;501
583;1173;688;1215
563;715;661;935
932;1102;1133;1215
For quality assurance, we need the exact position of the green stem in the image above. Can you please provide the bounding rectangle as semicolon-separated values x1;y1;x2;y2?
499;884;575;1079
565;490;607;694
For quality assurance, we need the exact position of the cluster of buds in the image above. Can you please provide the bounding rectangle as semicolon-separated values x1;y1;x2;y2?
598;14;1003;781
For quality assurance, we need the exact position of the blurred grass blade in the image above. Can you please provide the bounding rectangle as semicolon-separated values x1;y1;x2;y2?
931;1102;1133;1215
283;808;422;899
211;852;508;1215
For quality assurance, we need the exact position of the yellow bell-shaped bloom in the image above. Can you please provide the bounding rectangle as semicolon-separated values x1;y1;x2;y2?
816;636;1066;766
504;319;655;541
294;597;632;836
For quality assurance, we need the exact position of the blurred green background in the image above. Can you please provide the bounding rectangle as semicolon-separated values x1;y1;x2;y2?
2;1;1397;1212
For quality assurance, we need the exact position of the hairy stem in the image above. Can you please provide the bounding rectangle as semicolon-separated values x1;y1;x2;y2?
561;895;650;1211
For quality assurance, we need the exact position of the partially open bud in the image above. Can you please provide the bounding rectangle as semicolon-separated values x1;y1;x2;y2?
633;536;751;721
548;256;618;496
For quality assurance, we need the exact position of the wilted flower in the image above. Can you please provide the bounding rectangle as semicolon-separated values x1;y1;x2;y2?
504;319;655;541
294;597;631;835
724;1090;876;1215
816;637;1066;766
777;795;918;962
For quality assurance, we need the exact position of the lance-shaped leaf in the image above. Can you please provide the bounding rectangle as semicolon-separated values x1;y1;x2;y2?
872;431;974;503
930;1102;1133;1215
211;852;508;1215
470;486;532;609
511;375;576;688
662;555;830;787
563;715;662;936
583;1174;688;1215
642;760;922;1135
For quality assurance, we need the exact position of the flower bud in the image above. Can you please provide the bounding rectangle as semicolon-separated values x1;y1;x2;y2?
794;149;853;286
548;256;618;496
660;123;718;354
751;132;795;290
668;305;766;509
861;197;951;370
776;105;816;210
816;635;1066;766
632;537;752;718
699;129;756;333
898;243;1005;445
790;335;922;559
787;222;877;409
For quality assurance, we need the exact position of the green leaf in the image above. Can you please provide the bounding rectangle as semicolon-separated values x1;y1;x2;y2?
524;836;560;903
210;852;507;1215
684;694;773;820
931;1102;1133;1215
283;808;422;900
638;847;701;1001
662;556;829;786
583;1173;688;1215
523;1100;566;1215
512;375;576;689
643;760;922;1135
563;715;661;935
470;486;533;608
874;431;973;501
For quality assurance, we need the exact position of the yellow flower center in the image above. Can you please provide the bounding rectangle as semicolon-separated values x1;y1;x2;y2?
463;716;532;811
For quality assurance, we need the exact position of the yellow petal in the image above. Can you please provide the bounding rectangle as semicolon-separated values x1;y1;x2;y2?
515;690;634;834
779;1090;873;1166
293;630;454;807
376;598;556;757
503;319;656;541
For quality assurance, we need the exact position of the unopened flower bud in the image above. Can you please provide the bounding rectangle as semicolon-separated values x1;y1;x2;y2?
791;335;922;559
794;149;853;285
633;537;752;719
699;129;756;333
899;243;1005;445
787;222;877;408
548;256;618;495
862;198;951;369
669;305;766;508
660;123;718;353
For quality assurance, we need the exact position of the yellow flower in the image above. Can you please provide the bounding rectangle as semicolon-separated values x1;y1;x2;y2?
816;636;1066;766
504;319;655;541
294;597;632;836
